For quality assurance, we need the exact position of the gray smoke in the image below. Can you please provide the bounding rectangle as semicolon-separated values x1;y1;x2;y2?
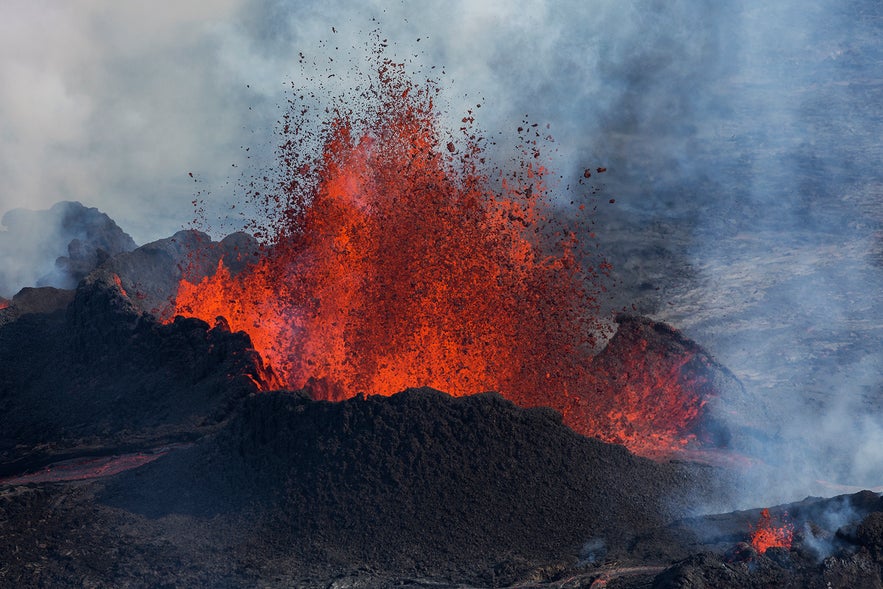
1;0;880;506
635;0;883;505
0;201;136;298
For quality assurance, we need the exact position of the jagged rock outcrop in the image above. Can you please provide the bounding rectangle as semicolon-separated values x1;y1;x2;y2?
96;229;261;319
0;286;76;327
0;269;275;473
0;201;136;297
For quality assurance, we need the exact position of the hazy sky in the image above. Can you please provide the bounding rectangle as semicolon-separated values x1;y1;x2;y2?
1;0;852;244
1;0;877;238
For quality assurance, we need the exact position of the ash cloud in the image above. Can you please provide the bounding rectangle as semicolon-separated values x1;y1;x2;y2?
2;0;881;506
623;0;883;505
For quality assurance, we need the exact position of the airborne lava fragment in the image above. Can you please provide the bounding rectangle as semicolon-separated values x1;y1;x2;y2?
171;58;718;458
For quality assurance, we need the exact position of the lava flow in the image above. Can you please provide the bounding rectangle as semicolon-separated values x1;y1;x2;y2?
171;58;710;457
750;509;795;553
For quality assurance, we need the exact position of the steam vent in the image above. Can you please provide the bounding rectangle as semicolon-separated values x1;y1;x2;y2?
2;3;883;587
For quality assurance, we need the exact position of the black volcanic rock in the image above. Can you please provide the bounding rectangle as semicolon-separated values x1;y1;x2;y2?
0;286;76;327
857;512;883;560
0;269;275;473
0;201;136;297
100;388;730;582
10;286;75;314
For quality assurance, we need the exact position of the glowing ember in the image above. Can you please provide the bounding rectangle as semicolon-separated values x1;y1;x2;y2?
112;273;128;297
750;508;794;553
171;55;710;456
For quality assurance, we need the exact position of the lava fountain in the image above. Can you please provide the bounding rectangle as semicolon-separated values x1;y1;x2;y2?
171;58;710;457
750;509;795;553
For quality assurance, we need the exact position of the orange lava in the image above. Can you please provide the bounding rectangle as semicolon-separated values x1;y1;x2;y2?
177;60;599;398
589;344;708;458
112;274;128;298
750;509;794;553
171;57;710;456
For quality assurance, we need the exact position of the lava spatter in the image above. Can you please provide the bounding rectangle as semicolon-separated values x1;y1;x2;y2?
175;58;600;398
172;55;711;457
750;509;795;553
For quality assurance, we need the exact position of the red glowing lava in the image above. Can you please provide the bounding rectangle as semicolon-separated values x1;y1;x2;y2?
577;319;713;458
0;450;177;486
177;60;600;398
171;56;711;457
750;509;794;553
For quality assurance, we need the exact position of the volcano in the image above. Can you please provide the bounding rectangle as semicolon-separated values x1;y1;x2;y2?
1;50;882;589
162;58;731;459
0;275;881;587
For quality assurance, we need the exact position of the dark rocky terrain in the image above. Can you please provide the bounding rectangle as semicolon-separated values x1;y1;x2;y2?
0;269;275;477
0;222;880;587
95;388;730;585
0;382;880;587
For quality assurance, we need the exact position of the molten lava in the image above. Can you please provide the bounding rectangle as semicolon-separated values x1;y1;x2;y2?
750;509;794;553
584;333;709;457
171;57;710;457
177;63;595;399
